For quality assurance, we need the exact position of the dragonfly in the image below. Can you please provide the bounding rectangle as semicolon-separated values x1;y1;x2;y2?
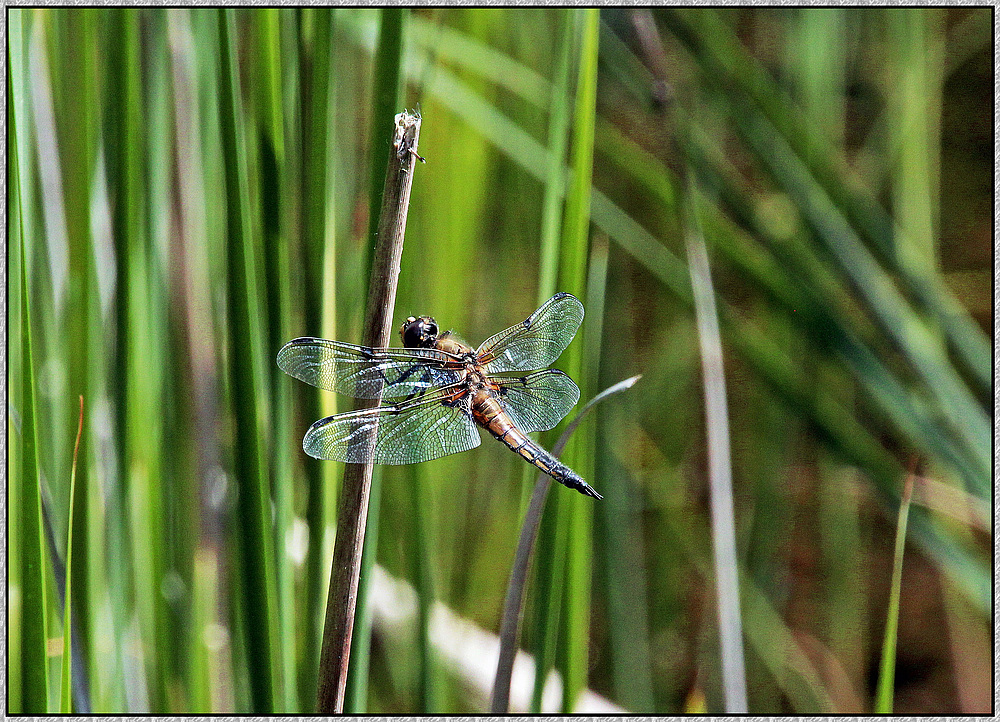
276;292;601;499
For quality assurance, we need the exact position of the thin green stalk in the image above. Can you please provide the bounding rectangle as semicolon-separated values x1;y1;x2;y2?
61;397;84;713
254;8;298;711
103;9;142;708
364;8;406;286
143;12;176;705
529;489;567;713
555;8;599;712
874;466;916;712
298;8;334;705
344;468;382;713
54;11;98;691
537;11;574;305
11;52;50;713
526;11;605;711
218;9;280;711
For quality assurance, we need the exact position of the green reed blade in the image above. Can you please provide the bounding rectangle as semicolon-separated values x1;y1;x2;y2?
296;8;336;706
553;9;599;713
253;8;298;711
537;12;574;305
60;397;83;712
218;9;280;711
874;470;915;712
11;49;51;712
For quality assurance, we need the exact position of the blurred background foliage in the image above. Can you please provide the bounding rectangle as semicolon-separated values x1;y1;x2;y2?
7;6;992;714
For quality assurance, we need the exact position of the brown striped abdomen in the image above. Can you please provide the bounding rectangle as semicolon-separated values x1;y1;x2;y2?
471;390;602;499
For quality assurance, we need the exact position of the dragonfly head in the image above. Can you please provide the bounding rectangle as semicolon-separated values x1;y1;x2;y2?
400;315;439;348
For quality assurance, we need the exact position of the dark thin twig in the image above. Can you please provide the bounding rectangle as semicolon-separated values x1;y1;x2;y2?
316;110;422;714
490;375;641;714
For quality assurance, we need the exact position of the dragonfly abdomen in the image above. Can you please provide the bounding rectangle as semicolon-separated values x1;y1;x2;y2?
473;393;602;499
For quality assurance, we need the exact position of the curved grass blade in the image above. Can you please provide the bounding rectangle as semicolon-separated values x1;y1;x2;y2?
61;396;84;712
492;375;641;714
684;184;747;712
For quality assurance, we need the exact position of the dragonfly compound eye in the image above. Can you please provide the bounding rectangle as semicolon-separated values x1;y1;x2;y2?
401;316;438;348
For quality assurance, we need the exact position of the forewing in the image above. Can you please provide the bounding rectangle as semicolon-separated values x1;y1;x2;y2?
277;337;463;400
494;369;580;433
302;391;481;464
476;293;584;374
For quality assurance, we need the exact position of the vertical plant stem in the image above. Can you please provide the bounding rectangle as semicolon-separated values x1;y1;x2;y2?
344;468;381;713
298;8;334;704
316;111;421;713
685;184;748;713
364;8;406;285
218;9;280;712
343;11;406;712
529;489;566;713
61;396;84;713
11;54;50;713
103;9;143;708
537;10;574;305
874;463;917;713
254;8;299;711
56;10;97;689
555;7;599;712
529;8;601;711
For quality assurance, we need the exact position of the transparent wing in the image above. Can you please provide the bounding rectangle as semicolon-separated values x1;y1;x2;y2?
277;337;463;400
476;293;584;374
302;390;481;464
494;369;580;433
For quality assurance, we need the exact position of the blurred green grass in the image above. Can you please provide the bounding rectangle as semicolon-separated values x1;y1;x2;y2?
7;7;991;714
